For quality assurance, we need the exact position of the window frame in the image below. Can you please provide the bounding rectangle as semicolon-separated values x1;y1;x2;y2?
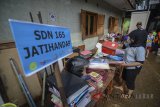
81;9;105;40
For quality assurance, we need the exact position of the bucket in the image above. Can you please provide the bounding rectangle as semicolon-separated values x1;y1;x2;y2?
1;103;17;107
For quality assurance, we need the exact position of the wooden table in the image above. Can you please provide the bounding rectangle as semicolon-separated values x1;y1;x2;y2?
63;53;123;107
86;59;125;107
86;69;115;107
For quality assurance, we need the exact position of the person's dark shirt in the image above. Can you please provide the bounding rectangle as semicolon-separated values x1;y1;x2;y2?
129;28;148;47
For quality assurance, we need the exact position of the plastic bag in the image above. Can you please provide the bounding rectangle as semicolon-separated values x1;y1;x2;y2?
65;56;89;77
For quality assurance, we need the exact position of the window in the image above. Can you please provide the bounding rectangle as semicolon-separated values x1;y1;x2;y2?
108;16;119;33
85;12;97;36
81;10;105;40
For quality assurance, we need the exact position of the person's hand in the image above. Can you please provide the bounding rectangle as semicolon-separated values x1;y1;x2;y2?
119;62;126;67
109;61;124;65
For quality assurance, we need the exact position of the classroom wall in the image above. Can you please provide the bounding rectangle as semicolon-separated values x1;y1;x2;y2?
0;0;123;50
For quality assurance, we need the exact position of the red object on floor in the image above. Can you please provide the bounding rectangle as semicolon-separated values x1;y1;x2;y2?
92;92;103;101
102;41;118;55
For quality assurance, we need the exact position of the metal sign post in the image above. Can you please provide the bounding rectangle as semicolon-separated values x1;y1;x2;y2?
9;19;73;107
10;58;36;107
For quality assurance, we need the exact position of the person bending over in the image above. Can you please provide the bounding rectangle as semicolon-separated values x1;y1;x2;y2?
115;22;147;98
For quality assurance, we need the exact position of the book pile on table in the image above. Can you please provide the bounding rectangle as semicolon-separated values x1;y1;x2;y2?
47;71;91;107
80;50;92;59
87;72;103;89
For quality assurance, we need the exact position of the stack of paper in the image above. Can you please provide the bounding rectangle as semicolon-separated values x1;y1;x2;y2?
80;50;92;59
89;58;110;69
89;72;102;83
76;94;91;107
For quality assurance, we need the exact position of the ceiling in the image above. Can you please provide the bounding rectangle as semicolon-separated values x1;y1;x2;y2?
103;0;135;10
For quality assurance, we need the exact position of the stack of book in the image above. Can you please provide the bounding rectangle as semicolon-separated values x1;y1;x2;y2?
80;50;92;59
89;72;102;83
88;72;103;89
47;71;91;107
88;58;110;69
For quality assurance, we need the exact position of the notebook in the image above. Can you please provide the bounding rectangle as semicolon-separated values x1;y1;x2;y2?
47;71;89;104
80;50;92;56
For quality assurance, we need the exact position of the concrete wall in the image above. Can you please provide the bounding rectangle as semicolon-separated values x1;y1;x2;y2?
0;0;123;50
0;48;42;106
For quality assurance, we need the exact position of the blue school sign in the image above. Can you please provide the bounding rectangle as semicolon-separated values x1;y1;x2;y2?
9;19;73;76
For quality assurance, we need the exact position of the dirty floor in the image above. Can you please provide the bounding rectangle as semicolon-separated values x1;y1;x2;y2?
102;53;160;107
